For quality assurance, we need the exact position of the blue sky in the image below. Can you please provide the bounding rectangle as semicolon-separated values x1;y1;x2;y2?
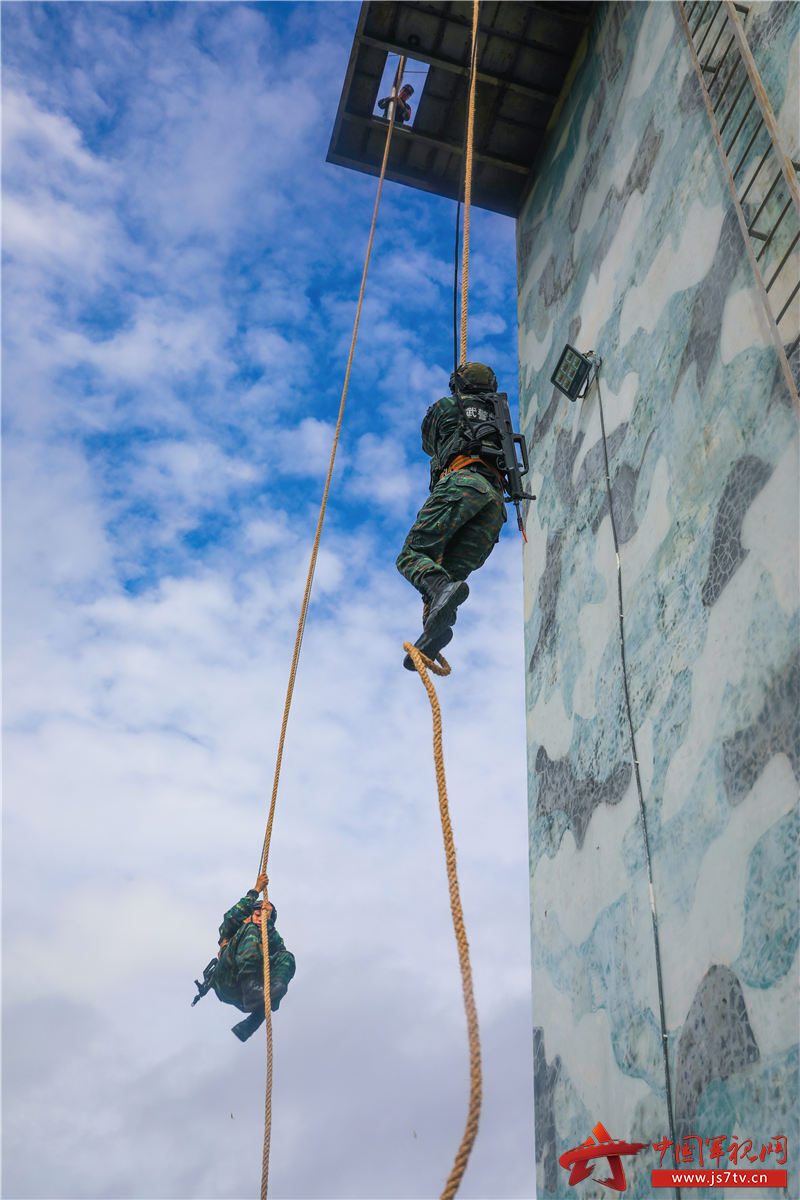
3;4;533;1197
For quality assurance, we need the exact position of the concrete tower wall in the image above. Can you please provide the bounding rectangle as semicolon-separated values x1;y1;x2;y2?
516;3;799;1196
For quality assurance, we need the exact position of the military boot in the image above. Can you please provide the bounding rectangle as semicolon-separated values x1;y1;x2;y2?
423;575;469;637
232;1010;265;1041
240;973;265;1013
403;625;453;671
270;980;288;1012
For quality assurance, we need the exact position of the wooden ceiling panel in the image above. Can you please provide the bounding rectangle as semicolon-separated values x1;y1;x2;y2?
327;1;592;217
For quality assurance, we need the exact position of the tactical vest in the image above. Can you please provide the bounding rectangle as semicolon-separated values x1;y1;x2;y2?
426;389;503;490
444;393;502;466
426;388;535;506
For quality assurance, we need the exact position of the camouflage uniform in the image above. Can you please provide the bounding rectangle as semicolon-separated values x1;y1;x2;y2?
212;890;296;1014
396;390;507;597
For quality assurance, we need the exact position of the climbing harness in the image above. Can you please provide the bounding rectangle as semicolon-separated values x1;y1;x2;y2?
253;58;409;1200
442;452;506;490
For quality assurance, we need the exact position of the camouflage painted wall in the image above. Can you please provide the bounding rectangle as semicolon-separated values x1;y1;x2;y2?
516;3;799;1197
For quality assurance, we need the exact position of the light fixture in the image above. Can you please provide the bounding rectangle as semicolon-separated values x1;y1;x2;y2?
550;344;595;401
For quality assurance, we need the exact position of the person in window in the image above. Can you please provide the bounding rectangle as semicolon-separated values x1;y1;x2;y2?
377;83;414;125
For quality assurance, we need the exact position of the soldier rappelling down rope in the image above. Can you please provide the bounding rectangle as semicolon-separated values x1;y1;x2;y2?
397;361;535;670
192;875;296;1041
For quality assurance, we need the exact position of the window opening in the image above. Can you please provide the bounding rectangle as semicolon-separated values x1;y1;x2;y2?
373;54;430;128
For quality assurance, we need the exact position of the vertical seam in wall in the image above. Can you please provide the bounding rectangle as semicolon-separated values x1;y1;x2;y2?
593;368;681;1200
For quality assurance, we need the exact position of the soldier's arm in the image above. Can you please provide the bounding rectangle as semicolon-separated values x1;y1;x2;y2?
218;890;259;942
420;403;439;457
423;394;461;456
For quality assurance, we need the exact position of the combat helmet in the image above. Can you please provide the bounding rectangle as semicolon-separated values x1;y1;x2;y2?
449;361;498;394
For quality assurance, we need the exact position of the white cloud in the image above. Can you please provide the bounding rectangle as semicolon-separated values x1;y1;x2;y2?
346;431;424;510
272;416;343;478
57;305;232;382
3;192;115;271
3;84;109;176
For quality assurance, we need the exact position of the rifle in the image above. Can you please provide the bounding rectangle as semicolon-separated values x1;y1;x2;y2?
191;958;218;1006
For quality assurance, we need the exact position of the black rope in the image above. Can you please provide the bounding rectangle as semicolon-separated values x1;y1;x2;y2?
592;362;680;1200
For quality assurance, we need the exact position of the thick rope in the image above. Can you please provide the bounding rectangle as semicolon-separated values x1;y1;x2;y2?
257;60;406;1200
260;898;274;1198
459;0;480;366
403;642;482;1199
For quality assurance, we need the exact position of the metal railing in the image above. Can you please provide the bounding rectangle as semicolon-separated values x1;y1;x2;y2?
678;0;799;404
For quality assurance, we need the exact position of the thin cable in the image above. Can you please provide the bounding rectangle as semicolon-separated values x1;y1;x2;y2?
403;642;481;1200
592;364;680;1200
257;59;406;1200
452;37;470;374
459;0;480;366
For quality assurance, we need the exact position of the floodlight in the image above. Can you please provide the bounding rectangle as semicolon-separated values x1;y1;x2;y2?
550;344;595;401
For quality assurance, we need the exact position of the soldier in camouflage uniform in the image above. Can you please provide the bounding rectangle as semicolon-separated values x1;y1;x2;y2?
397;362;507;668
211;874;296;1040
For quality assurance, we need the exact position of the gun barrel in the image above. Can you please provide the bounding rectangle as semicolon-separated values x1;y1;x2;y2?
491;393;535;502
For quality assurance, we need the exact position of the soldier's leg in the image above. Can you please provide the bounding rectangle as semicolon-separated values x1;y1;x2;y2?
211;944;245;1009
396;475;494;597
229;925;265;1009
228;929;269;1038
400;475;502;670
231;1010;265;1041
440;475;506;582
